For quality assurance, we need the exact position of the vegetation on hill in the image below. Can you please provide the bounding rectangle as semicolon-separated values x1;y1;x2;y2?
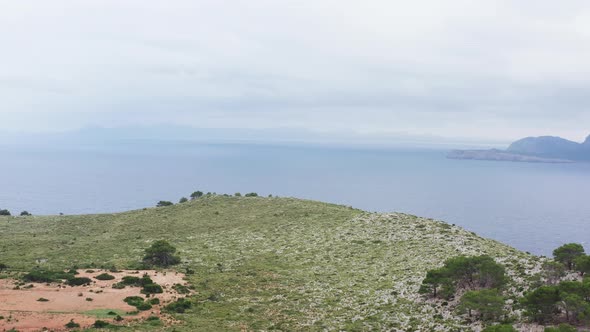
0;195;548;330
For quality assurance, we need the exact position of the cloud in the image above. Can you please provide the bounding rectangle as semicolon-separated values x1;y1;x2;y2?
1;0;590;141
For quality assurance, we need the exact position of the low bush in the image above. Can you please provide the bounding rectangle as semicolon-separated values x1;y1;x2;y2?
164;298;192;313
65;319;80;328
23;269;75;283
93;320;110;328
136;302;152;311
112;282;126;289
173;283;190;294
67;277;92;286
149;298;160;305
124;296;145;307
121;276;141;285
141;283;163;294
95;273;115;281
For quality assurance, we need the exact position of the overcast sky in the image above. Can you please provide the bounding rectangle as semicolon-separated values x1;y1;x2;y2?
1;0;590;142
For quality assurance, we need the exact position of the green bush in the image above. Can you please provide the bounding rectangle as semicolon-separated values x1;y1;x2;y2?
149;298;160;305
0;209;11;216
141;283;163;294
95;273;115;281
65;319;80;328
179;197;188;203
245;192;259;197
164;298;192;313
121;276;142;286
112;282;126;289
156;201;174;207
124;296;145;307
23;269;75;283
93;320;110;328
173;283;190;294
37;297;49;302
20;211;32;216
136;302;153;311
67;277;92;286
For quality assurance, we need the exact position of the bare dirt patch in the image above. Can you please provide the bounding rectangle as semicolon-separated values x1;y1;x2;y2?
0;269;191;332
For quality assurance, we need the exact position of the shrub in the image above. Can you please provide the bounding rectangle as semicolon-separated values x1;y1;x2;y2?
136;302;152;311
234;192;241;197
93;320;110;328
147;316;160;321
124;296;145;307
121;276;142;286
112;282;126;289
37;297;49;302
245;192;258;197
143;240;180;267
0;263;8;272
95;273;115;281
173;283;191;294
65;319;80;328
141;283;163;294
23;269;75;283
156;201;174;207
67;277;92;286
0;209;10;216
20;211;32;216
164;298;192;313
149;298;160;305
179;197;188;203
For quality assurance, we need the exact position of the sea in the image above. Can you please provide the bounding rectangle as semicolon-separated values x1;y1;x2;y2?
1;141;589;256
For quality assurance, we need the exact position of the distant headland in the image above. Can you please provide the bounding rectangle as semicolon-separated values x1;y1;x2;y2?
449;134;590;163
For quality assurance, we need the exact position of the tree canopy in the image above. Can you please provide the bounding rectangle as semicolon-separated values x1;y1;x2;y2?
457;289;505;321
190;191;204;199
553;243;585;270
420;255;506;300
143;240;180;267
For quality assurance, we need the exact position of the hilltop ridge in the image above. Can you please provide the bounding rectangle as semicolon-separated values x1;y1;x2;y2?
0;196;541;331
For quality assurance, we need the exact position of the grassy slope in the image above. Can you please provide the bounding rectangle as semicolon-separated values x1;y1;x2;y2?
0;196;540;331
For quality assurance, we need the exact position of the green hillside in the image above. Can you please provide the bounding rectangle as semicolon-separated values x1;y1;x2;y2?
0;196;540;331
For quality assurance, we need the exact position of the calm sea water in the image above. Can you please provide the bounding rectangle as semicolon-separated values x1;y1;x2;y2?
1;141;589;256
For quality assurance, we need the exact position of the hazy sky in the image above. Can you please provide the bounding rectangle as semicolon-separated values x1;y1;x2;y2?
2;0;590;142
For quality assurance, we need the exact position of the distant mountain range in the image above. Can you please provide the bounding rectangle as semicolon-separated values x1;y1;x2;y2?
448;134;590;163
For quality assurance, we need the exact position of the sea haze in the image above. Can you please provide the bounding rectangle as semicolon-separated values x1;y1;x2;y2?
1;141;589;256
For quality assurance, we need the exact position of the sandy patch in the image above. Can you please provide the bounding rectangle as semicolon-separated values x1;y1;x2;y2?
0;269;191;332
